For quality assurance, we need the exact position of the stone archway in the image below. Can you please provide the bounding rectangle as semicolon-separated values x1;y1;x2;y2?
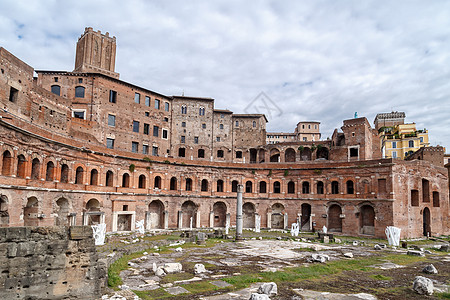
423;207;431;237
243;202;255;228
24;197;39;226
85;199;102;225
301;203;311;231
328;204;342;232
148;200;164;229
55;198;70;226
181;201;197;228
271;203;285;229
213;201;227;227
285;148;296;162
360;205;375;235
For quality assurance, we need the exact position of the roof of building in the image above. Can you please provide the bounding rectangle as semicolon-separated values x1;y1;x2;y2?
232;114;268;122
213;109;233;114
171;95;214;101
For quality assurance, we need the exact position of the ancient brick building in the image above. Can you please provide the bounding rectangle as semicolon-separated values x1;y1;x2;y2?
0;28;448;239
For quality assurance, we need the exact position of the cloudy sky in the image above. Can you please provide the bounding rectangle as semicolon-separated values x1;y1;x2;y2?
1;0;449;149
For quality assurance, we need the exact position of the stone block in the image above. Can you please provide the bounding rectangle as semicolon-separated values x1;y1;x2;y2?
17;241;36;257
7;243;17;257
69;226;92;240
5;227;31;242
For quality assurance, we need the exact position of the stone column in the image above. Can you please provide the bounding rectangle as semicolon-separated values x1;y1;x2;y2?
236;184;244;240
284;213;288;230
145;212;150;230
267;212;272;229
196;211;201;228
178;211;182;229
209;211;214;228
164;211;169;229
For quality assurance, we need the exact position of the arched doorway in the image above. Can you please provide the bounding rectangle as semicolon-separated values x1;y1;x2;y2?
258;149;265;163
213;202;227;227
360;205;375;235
85;199;102;225
301;203;311;231
285;148;296;162
270;148;280;162
24;197;39;226
243;202;255;228
46;161;55;181
2;151;12;175
55;198;70;226
328;204;342;232
249;148;257;163
181;201;197;228
0;195;9;226
271;203;285;229
31;158;40;180
148;200;164;229
423;207;431;237
316;147;329;160
17;155;26;178
300;147;312;161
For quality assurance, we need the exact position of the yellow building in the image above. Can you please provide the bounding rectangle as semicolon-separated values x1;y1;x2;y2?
379;123;429;159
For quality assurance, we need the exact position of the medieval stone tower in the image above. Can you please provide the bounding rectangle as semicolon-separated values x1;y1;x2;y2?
73;27;119;79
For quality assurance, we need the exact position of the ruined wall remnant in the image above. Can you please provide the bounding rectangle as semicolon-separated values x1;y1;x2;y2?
0;226;105;300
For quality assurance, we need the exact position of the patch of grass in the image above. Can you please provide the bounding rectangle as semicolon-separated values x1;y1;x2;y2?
133;288;173;299
183;281;225;294
223;274;261;289
382;254;427;265
370;274;392;281
436;292;450;299
108;250;146;289
160;272;193;284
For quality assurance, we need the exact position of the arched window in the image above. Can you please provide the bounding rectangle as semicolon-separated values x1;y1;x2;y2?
122;173;130;187
90;169;98;185
154;176;161;189
46;161;55;181
259;181;267;193
253;121;256;127
181;105;187;114
245;181;252;193
60;164;69;183
288;181;295;194
139;175;146;189
105;170;113;187
199;107;205;116
217;180;224;192
231;180;238;192
51;85;61;96
201;179;208;191
17;155;26;178
75;166;84;184
302;181;310;194
31;158;40;180
273;181;281;193
346;180;354;194
331;181;339;194
185;178;192;191
170;177;177;190
198;149;205;158
316;181;324;194
75;86;85;98
2;151;12;176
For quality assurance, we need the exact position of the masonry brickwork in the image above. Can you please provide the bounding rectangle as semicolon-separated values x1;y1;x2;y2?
0;226;104;299
0;28;448;239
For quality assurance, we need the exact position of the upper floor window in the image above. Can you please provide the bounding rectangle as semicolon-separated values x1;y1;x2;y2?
153;125;159;137
202;123;206;129
152;146;158;156
145;96;150;106
181;136;185;143
78;78;83;84
134;93;140;104
162;129;168;139
109;90;117;103
131;142;138;153
155;99;160;109
392;141;397;148
54;77;58;82
408;140;414;147
199;107;205;116
108;114;116;127
420;137;424;143
143;123;149;135
235;121;239;127
75;86;85;98
165;102;170;112
221;114;224;118
51;85;60;96
72;110;85;119
132;120;139;133
142;144;149;154
182;122;186;127
106;138;114;149
253;121;256;127
220;124;224;129
194;136;199;144
181;105;187;114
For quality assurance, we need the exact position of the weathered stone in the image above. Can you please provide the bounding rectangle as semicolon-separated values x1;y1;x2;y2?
422;264;438;274
258;282;277;296
155;267;166;276
374;244;382;250
408;250;425;257
163;263;182;274
343;252;353;258
309;254;330;263
69;226;93;240
194;263;206;274
249;293;270;300
413;276;434;295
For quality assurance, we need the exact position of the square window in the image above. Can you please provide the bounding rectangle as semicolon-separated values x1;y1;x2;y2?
165;102;169;111
106;138;114;149
216;137;221;142
108;114;116;127
181;122;186;127
78;78;83;83
155;99;160;109
132;120;139;133
134;93;140;104
145;112;150;117
152;146;158;156
162;129;168;139
143;123;149;135
54;77;58;82
73;110;85;119
109;90;117;103
143;144;149;154
164;117;169;122
202;123;206;129
153;126;159;137
145;96;150;106
132;142;139;153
